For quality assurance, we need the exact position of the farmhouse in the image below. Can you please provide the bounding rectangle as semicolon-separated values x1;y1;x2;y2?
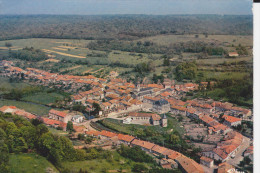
48;109;70;123
0;106;18;113
228;52;239;57
71;114;84;123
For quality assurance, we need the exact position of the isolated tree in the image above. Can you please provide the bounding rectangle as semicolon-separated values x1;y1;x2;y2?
92;103;101;115
66;121;74;133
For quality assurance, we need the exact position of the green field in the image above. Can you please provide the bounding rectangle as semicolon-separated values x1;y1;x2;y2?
137;34;253;47
0;38;166;76
61;151;149;173
0;99;51;116
9;153;58;173
0;36;253;80
22;92;65;105
47;127;69;136
99;114;185;137
0;77;30;94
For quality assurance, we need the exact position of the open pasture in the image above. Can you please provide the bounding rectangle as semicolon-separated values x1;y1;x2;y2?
137;34;253;47
9;153;58;173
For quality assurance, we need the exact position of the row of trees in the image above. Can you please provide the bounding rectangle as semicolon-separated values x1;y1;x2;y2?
88;39;228;56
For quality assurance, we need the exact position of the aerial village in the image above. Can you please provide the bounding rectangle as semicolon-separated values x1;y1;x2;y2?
0;59;253;173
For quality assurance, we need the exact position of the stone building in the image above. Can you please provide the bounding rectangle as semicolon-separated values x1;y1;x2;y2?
153;99;170;114
123;112;167;127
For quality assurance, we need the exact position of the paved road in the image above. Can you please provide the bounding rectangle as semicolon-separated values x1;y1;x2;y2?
227;136;251;166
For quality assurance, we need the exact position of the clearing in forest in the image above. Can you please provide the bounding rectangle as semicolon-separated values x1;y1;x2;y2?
42;49;86;58
45;59;60;63
60;65;82;72
52;47;68;51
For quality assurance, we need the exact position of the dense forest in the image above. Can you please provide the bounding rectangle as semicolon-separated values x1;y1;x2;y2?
0;15;253;41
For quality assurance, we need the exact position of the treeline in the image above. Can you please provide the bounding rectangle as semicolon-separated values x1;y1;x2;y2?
88;39;228;55
9;47;48;62
0;15;252;41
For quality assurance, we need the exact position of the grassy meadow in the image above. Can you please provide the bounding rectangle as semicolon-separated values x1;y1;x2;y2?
9;153;58;173
61;151;153;173
22;92;65;105
0;99;51;116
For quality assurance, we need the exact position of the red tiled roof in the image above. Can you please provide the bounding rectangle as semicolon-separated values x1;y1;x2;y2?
0;106;17;112
151;145;168;155
131;139;155;150
171;105;187;112
175;156;204;173
200;156;213;163
147;84;164;89
223;115;241;123
117;134;135;143
42;117;66;127
212;148;228;160
86;130;101;136
168;151;182;160
49;109;68;118
100;130;118;138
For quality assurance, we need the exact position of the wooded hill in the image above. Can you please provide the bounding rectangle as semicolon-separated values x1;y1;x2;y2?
0;15;253;41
